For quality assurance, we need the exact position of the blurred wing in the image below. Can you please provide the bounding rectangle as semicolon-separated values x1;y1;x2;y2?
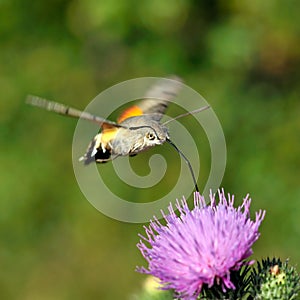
117;105;144;123
26;95;122;128
117;76;182;123
138;75;182;115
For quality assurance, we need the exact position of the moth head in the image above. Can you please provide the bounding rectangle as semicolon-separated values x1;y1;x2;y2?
144;126;168;145
123;115;169;145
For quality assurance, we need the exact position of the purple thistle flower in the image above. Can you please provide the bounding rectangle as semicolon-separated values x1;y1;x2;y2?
136;190;265;300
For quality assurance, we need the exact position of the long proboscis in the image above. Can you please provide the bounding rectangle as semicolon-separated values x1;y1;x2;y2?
163;105;210;125
166;138;199;192
125;125;199;192
26;95;124;128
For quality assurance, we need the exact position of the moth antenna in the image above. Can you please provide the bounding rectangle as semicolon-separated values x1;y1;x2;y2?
166;138;199;192
26;95;125;128
163;105;210;125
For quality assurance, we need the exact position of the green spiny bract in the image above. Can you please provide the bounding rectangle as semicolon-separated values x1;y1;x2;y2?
249;257;300;300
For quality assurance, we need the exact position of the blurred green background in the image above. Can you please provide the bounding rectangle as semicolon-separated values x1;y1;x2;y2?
1;0;300;299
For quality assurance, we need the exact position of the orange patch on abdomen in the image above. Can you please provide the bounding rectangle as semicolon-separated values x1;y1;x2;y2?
101;127;118;147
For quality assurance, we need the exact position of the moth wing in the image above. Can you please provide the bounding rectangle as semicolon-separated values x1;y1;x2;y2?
117;105;144;124
117;76;182;123
138;75;182;116
26;95;121;128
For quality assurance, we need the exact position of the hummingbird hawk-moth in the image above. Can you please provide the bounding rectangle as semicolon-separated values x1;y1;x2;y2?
27;77;209;191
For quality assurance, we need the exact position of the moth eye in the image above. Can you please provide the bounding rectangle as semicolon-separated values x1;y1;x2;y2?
146;132;155;140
